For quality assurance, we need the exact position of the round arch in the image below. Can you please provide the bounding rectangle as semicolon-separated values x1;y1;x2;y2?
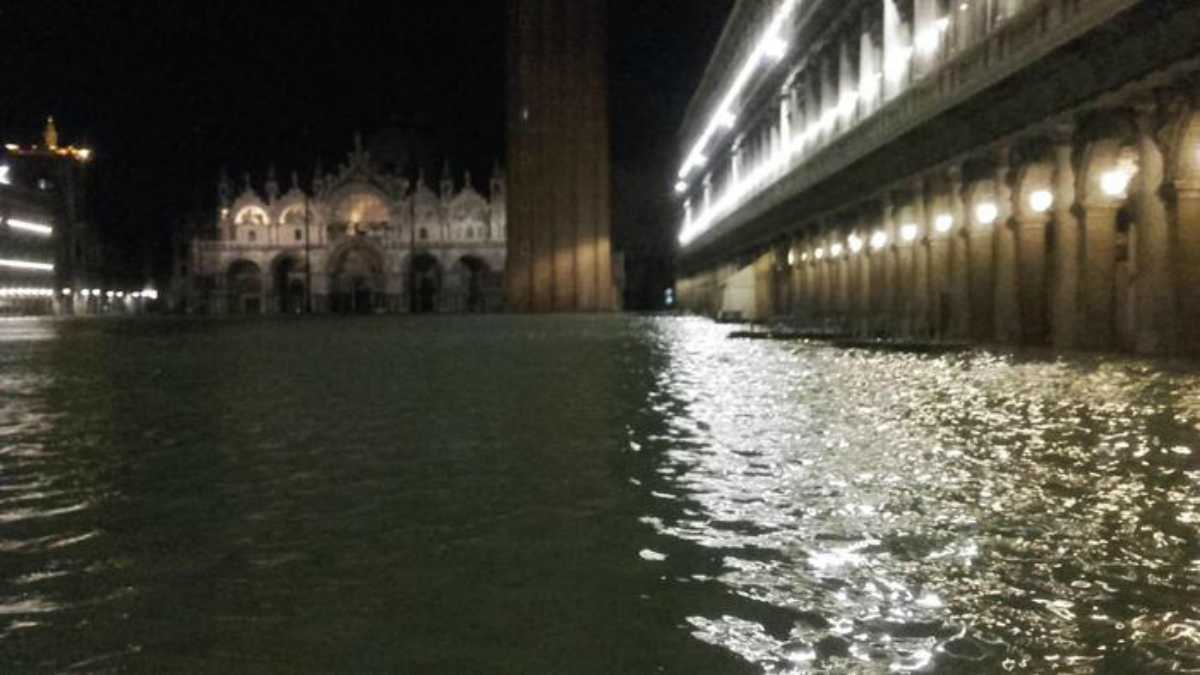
327;241;386;314
270;253;308;314
227;259;264;315
408;252;443;314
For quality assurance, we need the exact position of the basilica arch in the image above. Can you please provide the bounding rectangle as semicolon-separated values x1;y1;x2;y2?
327;240;386;314
227;259;265;315
270;253;308;315
408;252;443;314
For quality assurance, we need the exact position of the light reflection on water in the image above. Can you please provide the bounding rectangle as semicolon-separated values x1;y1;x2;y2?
0;315;1197;672
639;318;1200;672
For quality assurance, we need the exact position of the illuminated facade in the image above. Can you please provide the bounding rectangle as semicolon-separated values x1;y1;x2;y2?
0;118;122;315
674;0;1200;355
177;136;507;314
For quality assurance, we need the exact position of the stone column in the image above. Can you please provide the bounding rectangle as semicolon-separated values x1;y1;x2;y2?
1015;210;1050;346
911;180;931;337
838;33;856;133
1078;200;1118;351
928;188;953;339
805;70;821;155
779;93;792;155
967;182;996;342
948;166;970;338
881;194;900;335
1132;105;1176;354
882;0;907;101
821;51;838;143
858;225;872;336
860;9;881;115
913;0;940;78
993;149;1020;343
1050;131;1081;349
1177;172;1200;355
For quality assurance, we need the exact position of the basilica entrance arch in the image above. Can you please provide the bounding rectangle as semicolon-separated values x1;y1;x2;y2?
271;254;307;314
409;253;443;313
456;255;490;312
227;260;264;315
328;242;386;314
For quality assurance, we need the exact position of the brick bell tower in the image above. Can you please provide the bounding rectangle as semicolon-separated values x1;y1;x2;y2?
505;0;616;312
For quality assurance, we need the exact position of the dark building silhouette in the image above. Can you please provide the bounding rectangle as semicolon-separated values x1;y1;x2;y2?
506;0;616;312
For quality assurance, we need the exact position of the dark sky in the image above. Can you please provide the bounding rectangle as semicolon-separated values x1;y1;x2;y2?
0;1;731;289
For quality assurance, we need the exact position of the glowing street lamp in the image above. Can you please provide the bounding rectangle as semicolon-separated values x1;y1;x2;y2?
830;243;844;258
848;234;864;254
975;202;999;226
934;214;954;233
1029;190;1054;213
1100;169;1132;198
900;223;920;242
870;231;889;250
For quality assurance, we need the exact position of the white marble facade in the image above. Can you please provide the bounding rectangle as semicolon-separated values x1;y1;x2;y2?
178;136;506;314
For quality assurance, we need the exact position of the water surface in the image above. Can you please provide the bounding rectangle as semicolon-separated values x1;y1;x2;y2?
1;316;1198;672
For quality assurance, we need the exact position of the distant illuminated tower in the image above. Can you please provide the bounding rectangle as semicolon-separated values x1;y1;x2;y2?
506;0;616;312
43;117;59;150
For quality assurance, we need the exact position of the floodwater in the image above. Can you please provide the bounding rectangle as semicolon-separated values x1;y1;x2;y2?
1;315;1199;673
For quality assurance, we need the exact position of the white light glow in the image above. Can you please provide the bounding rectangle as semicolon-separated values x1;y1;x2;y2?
6;218;53;236
677;0;800;180
976;202;999;225
937;17;951;32
814;247;826;260
800;252;810;262
143;289;159;300
901;223;920;242
1029;189;1054;213
81;289;90;298
719;110;737;129
830;243;844;257
61;288;71;296
860;75;880;103
935;214;954;233
885;47;913;83
848;234;864;253
916;29;940;55
1100;169;1132;198
675;181;688;194
766;37;789;60
870;231;889;250
787;249;796;266
0;164;9;186
91;289;101;296
0;287;54;299
839;91;859;118
0;259;53;272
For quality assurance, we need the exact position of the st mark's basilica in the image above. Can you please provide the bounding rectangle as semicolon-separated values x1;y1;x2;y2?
174;135;506;314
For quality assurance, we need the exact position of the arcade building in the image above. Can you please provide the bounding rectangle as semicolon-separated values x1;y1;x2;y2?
174;136;507;315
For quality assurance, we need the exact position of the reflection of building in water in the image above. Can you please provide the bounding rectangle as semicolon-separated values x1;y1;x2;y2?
175;135;506;314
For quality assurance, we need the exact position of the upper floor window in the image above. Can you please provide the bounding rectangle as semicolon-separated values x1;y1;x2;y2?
294;229;303;242
248;230;257;243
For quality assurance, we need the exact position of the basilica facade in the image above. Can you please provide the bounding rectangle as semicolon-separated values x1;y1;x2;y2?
174;136;506;314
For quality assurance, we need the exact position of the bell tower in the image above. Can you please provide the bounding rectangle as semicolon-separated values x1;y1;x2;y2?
506;0;615;312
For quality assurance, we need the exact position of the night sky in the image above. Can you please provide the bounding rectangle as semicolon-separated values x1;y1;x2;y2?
0;1;731;301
